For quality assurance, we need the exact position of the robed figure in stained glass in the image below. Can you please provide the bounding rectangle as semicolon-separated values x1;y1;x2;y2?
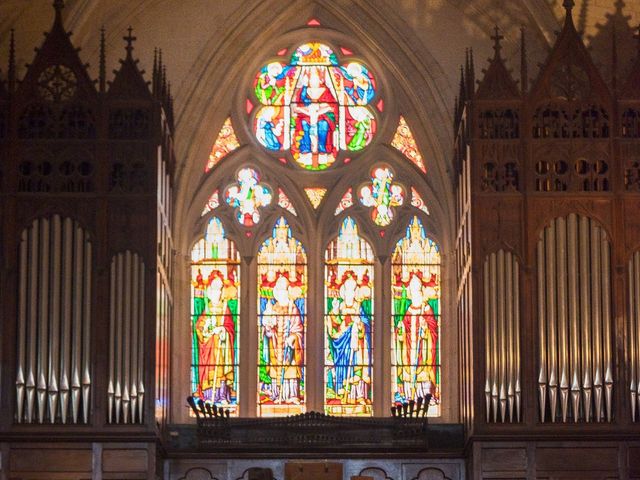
193;269;238;403
393;271;438;400
258;218;307;414
391;217;440;411
191;218;240;410
326;270;373;406
260;272;305;404
324;217;374;416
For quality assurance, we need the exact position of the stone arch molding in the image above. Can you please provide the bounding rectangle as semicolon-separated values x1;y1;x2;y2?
171;0;456;255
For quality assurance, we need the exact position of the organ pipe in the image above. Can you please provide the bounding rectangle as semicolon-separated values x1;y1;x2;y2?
537;240;547;422
108;251;146;424
629;252;640;422
484;250;521;422
15;216;92;424
537;215;612;422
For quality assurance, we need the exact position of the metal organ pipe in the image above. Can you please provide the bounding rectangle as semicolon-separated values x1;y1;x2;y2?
537;215;612;423
567;214;581;422
48;216;61;422
37;218;50;424
484;260;491;420
556;217;569;422
15;216;92;424
514;260;521;421
108;258;116;424
537;239;547;422
579;216;592;422
630;252;640;422
109;251;146;424
82;242;92;424
545;222;558;421
60;218;73;424
591;225;603;421
601;238;612;422
27;220;39;423
490;253;498;419
484;250;521;422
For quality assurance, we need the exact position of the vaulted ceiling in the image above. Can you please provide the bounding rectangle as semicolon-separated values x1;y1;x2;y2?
1;0;638;247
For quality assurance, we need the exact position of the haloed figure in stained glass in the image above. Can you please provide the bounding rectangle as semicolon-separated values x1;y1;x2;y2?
191;218;240;410
327;271;373;405
258;218;307;414
325;217;374;416
391;217;441;412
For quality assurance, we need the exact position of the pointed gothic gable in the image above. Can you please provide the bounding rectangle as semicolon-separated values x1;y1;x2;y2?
475;27;520;100
16;2;97;103
529;1;611;104
108;27;153;99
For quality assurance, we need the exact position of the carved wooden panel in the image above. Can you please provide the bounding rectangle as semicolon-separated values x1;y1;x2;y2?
532;104;609;139
18;149;94;193
285;462;342;480
109;146;149;193
532;142;609;193
17;103;96;139
478;109;519;139
621;142;640;191
478;142;519;192
108;108;151;139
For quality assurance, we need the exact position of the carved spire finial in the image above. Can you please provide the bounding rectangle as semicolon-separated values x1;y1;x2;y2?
99;26;106;93
491;25;504;58
8;28;15;93
53;0;64;24
124;26;136;58
563;0;575;24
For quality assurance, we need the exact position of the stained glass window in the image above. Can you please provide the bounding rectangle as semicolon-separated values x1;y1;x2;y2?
253;43;377;170
304;187;327;209
277;188;297;216
392;116;426;174
257;217;307;416
324;217;374;416
334;188;353;216
410;187;430;215
191;217;240;414
391;216;441;416
201;190;220;216
206;118;240;172
358;166;405;227
224;167;272;227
